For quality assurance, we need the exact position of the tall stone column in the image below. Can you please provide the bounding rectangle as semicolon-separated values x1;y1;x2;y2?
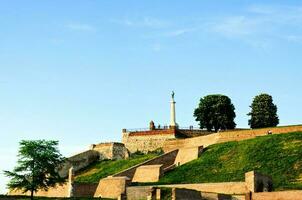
68;167;74;197
170;91;176;127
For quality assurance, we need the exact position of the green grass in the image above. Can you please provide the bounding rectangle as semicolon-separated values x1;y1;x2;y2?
75;152;160;183
158;131;302;191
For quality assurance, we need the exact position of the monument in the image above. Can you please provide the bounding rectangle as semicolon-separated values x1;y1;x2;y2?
170;91;177;128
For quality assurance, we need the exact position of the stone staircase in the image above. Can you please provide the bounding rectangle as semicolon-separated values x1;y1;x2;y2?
94;145;204;198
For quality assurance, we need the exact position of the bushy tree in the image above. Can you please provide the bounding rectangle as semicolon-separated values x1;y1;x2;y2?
4;140;65;200
248;93;279;128
194;94;236;132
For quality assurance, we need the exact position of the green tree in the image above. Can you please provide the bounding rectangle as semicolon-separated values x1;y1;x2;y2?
4;140;65;200
194;94;236;132
248;93;279;128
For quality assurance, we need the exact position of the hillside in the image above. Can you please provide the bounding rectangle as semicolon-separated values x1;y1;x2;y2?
75;152;160;183
158;131;302;190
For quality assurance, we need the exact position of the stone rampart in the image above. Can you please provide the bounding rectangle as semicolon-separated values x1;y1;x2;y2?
59;150;99;178
122;129;176;153
163;125;302;152
59;142;128;178
91;142;129;160
157;182;248;195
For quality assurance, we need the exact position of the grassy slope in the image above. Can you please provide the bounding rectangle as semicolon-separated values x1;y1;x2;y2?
158;132;302;190
75;153;159;183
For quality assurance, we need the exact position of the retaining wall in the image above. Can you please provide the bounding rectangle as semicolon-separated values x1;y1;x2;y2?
8;182;98;198
59;150;99;178
163;125;302;152
251;190;302;200
113;149;179;181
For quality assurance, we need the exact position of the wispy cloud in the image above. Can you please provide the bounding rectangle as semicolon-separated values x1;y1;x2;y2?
203;4;302;48
164;28;197;37
210;16;258;38
66;23;96;32
112;17;168;28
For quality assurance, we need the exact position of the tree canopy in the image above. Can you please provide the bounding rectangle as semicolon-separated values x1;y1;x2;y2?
194;94;236;132
4;140;65;200
248;93;279;129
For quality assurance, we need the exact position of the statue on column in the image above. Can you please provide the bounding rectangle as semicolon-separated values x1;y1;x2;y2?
171;91;175;100
149;120;155;130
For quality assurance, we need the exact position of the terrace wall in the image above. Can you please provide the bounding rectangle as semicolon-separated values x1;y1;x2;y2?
163;125;302;152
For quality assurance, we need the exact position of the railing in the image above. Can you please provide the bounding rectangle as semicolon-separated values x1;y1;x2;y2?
123;126;205;133
123;126;170;133
178;126;205;130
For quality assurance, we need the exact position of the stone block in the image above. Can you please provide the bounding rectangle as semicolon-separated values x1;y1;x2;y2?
172;188;202;200
94;176;130;198
132;164;163;182
245;171;273;192
174;146;203;166
126;186;155;200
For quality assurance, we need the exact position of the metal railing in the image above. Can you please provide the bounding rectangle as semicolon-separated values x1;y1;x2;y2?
123;126;205;133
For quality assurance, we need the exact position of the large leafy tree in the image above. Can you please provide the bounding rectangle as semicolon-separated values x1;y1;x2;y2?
194;94;236;132
4;140;65;200
248;93;279;128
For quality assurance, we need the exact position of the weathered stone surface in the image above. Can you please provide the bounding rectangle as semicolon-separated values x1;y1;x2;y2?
174;146;203;166
59;150;99;178
94;176;130;199
59;142;128;178
154;182;248;195
122;129;176;153
9;182;98;198
132;165;163;183
172;188;202;200
92;142;129;160
126;186;155;200
251;191;302;200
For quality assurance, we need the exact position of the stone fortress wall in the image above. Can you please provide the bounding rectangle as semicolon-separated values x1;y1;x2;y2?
122;126;215;153
122;129;176;153
9;125;302;199
59;142;128;178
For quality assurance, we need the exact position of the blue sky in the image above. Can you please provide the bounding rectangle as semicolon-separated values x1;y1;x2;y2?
1;0;302;194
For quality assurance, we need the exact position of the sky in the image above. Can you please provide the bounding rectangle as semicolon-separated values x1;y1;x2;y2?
0;0;302;194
